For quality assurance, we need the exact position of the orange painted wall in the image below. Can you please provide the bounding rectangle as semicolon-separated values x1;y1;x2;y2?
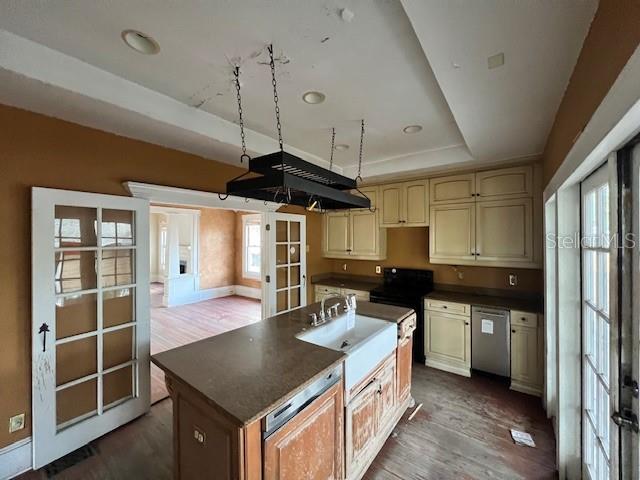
199;208;236;289
543;0;640;184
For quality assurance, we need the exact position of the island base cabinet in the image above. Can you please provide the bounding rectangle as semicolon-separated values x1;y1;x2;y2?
264;381;344;480
345;356;397;480
396;335;413;402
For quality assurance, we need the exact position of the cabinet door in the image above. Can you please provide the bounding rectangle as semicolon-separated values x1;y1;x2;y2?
429;173;475;204
425;311;471;372
510;325;540;386
475;199;533;263
345;381;378;479
350;186;378;211
323;212;350;257
264;382;344;480
403;180;429;226
475;165;532;201
376;362;397;433
396;335;413;402
380;183;403;226
429;203;476;262
350;210;378;257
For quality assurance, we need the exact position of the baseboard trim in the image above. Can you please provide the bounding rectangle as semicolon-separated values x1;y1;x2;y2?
0;437;32;480
510;381;542;397
234;285;262;300
425;358;471;378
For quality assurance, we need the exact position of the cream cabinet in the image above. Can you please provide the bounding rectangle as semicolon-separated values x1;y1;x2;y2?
475;198;533;263
424;300;472;377
429;203;476;263
314;285;370;303
380;179;429;227
510;310;543;396
429;173;476;204
475;165;532;201
322;210;386;260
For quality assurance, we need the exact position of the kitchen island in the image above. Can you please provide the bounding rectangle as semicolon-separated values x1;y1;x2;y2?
152;300;415;480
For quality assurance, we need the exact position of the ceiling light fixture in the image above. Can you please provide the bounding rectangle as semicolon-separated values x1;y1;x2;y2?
402;125;423;134
121;29;160;55
335;144;349;151
302;91;326;104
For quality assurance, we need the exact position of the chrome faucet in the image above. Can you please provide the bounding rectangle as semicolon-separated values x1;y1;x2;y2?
308;293;357;326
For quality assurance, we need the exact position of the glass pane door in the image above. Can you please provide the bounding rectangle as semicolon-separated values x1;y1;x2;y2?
265;213;307;316
581;165;612;480
32;188;150;468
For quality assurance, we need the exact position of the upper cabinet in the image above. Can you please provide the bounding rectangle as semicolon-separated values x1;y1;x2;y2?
475;166;533;201
430;173;475;204
322;186;387;260
428;164;541;268
380;179;429;227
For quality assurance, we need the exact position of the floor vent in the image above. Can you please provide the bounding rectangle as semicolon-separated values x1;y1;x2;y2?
44;444;97;477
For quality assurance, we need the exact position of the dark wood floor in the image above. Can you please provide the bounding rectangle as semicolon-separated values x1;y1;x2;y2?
149;283;261;403
20;366;555;480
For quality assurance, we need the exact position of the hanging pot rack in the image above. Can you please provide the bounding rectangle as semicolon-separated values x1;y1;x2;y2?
224;44;372;211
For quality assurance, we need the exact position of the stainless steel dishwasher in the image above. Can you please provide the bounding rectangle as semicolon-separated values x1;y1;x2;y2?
471;306;510;377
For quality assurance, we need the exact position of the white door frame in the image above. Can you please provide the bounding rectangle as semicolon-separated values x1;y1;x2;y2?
31;187;150;468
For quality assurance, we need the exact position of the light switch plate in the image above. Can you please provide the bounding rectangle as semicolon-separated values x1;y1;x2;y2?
9;413;25;433
508;274;518;286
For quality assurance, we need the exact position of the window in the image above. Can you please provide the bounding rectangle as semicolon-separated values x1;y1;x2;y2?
243;215;261;279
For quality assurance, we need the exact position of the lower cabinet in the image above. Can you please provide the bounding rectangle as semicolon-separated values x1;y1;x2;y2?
424;308;471;377
314;284;370;303
510;311;543;396
345;356;398;480
264;380;344;480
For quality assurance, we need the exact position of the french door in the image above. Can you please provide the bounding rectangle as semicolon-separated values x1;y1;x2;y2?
262;213;307;317
32;188;150;468
581;164;618;479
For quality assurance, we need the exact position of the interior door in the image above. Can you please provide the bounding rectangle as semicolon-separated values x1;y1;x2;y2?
264;213;307;316
581;165;617;479
31;187;150;468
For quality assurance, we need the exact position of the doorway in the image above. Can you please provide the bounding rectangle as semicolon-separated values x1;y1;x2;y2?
148;204;264;403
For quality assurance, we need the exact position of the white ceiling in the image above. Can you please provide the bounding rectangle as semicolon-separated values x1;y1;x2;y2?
0;0;597;180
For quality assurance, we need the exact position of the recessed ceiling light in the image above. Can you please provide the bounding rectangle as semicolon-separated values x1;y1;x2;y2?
402;125;422;134
488;52;505;69
302;91;326;104
121;30;160;55
334;144;349;151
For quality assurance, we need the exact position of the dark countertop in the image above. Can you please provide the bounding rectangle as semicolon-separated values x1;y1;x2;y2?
311;273;381;292
426;290;543;314
151;300;414;427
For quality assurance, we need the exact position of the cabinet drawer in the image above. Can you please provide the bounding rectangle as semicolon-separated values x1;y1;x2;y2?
511;310;538;328
425;299;471;316
343;288;370;302
314;285;341;295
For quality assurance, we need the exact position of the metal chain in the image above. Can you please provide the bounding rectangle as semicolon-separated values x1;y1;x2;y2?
267;44;284;151
329;127;335;171
357;119;365;182
233;65;250;163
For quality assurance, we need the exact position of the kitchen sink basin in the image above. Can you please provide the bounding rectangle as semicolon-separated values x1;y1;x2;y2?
296;313;397;391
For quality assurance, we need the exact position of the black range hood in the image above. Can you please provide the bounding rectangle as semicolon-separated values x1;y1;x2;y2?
226;150;371;210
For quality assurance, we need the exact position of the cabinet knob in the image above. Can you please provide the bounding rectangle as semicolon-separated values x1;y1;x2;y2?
512;329;516;333
465;322;470;326
443;305;447;309
521;317;526;321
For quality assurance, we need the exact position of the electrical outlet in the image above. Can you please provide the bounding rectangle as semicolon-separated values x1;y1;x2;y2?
375;265;382;274
342;263;347;271
508;274;518;287
9;413;25;433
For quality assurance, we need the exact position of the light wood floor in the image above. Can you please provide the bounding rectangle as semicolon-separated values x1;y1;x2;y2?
150;283;261;403
20;365;556;479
